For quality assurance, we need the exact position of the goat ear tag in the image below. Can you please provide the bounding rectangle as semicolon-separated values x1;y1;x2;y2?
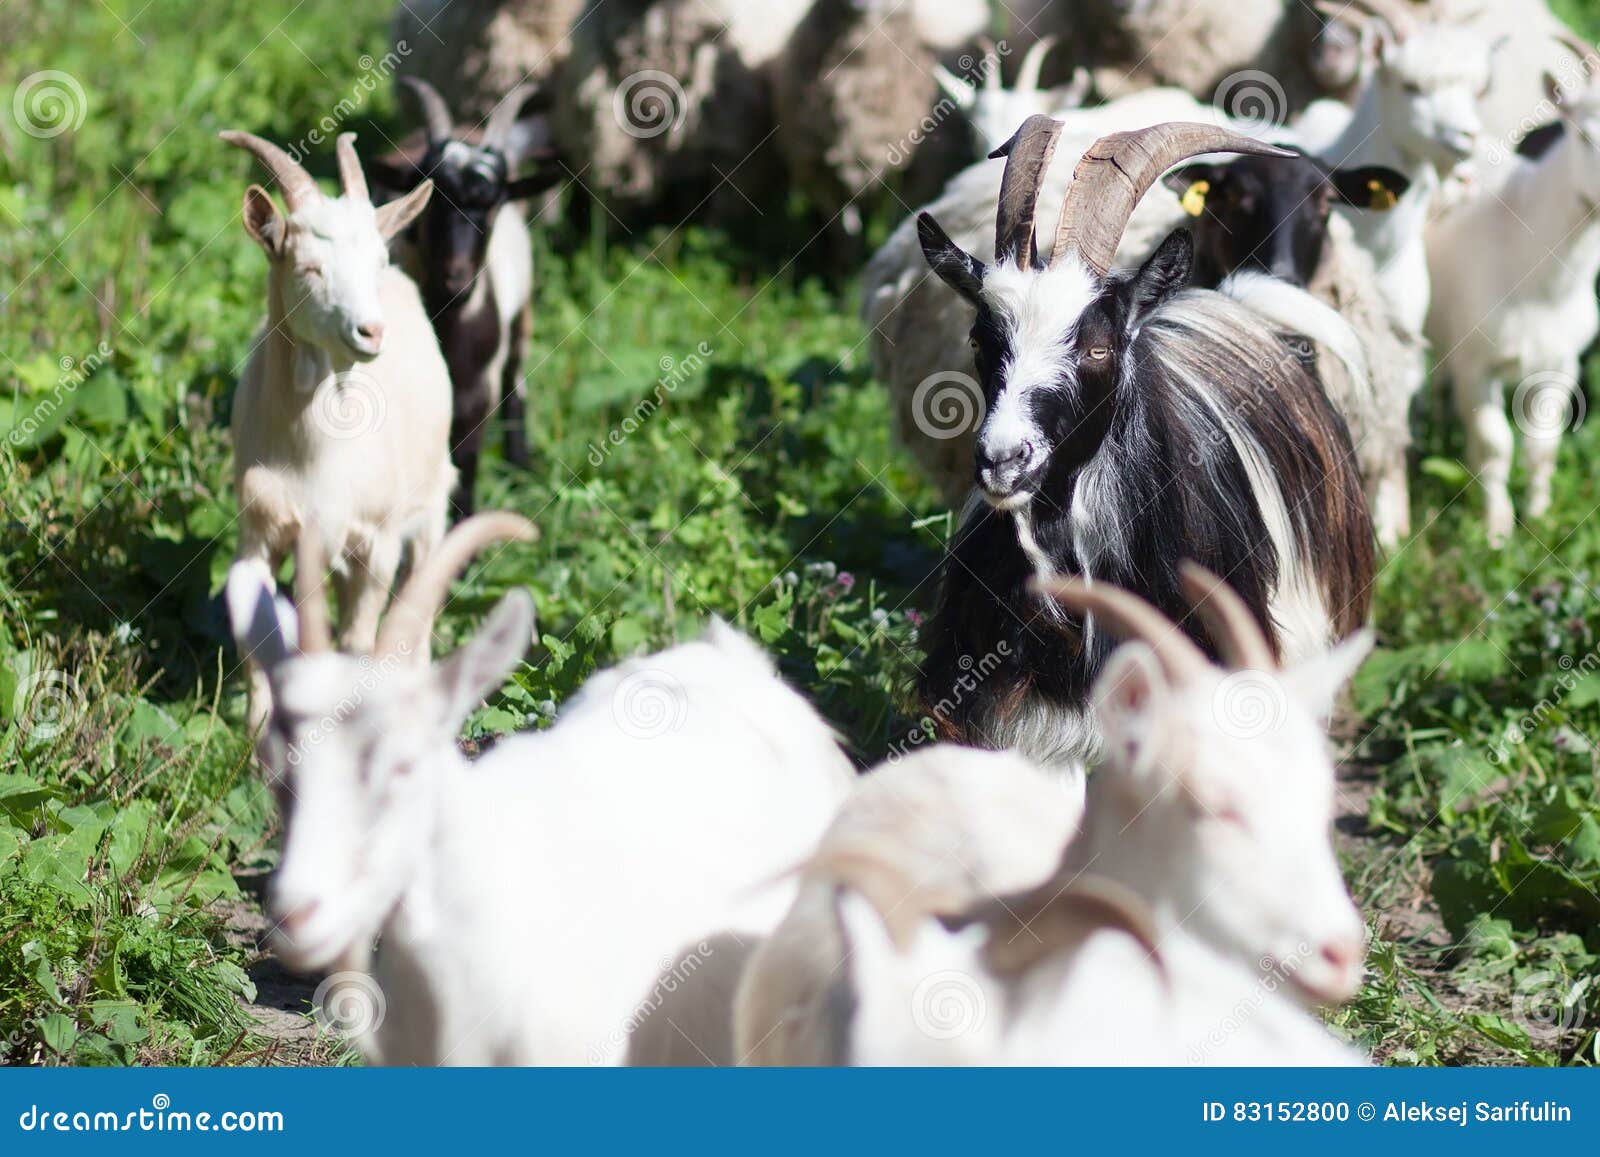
1180;180;1210;217
1366;179;1399;211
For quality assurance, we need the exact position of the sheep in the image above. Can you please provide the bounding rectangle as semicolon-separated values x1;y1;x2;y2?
1161;150;1421;547
862;87;1227;503
1011;0;1351;114
369;79;565;520
912;117;1375;769
552;0;800;224
225;512;856;1066
1426;70;1600;546
221;129;449;736
738;566;1373;1065
933;37;1093;159
389;0;586;122
768;0;988;247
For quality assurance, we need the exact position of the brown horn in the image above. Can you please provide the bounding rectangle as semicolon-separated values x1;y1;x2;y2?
219;130;319;211
398;76;455;147
375;512;539;660
293;529;333;655
483;82;538;155
1031;574;1210;683
1052;122;1296;277
1176;561;1277;671
335;132;369;203
991;114;1064;270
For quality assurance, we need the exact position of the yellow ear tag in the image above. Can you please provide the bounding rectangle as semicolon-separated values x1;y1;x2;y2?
1367;179;1399;211
1181;180;1210;217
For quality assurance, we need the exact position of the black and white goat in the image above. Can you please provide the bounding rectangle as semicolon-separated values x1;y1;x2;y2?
915;117;1375;769
371;79;563;519
1162;151;1420;548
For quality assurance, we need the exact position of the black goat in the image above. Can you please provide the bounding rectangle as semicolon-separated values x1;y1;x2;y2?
371;79;563;519
914;117;1375;769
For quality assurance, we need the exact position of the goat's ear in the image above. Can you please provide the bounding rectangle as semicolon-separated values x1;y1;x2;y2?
1330;165;1409;211
375;178;434;240
1283;629;1374;724
226;560;298;669
505;166;564;202
433;589;535;727
917;213;986;306
242;185;286;257
1121;229;1192;320
1090;642;1170;777
1162;164;1215;217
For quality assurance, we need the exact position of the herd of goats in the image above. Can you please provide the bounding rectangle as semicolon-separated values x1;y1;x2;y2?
208;0;1600;1064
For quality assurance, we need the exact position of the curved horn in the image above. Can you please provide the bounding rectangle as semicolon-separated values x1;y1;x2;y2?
1031;574;1210;683
375;512;539;660
483;82;539;155
1176;561;1277;671
978;35;1003;93
335;132;369;203
1052;122;1295;277
219;130;318;211
1016;36;1057;94
990;114;1063;270
934;63;977;110
293;529;333;655
398;76;455;147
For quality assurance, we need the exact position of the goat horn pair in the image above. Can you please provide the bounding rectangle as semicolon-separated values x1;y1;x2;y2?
1032;561;1276;681
482;82;540;156
992;117;1294;277
374;512;539;660
219;130;320;212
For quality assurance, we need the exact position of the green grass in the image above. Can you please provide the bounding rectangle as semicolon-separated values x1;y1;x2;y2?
4;0;1600;1064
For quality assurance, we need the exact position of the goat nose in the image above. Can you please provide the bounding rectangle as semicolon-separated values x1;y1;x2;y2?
355;321;385;346
276;899;320;937
1320;935;1365;976
989;440;1034;470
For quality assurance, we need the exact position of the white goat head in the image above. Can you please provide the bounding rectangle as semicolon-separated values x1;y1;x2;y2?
934;37;1091;157
1540;70;1600;195
221;130;434;362
225;512;537;971
1342;0;1491;170
1038;564;1374;1004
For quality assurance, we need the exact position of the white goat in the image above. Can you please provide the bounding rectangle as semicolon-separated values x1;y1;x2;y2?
933;37;1092;161
738;566;1374;1065
734;744;1083;1065
223;130;448;734
227;512;855;1066
1427;70;1600;546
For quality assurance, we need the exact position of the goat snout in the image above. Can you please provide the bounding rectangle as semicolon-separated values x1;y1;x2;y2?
275;898;321;937
1298;932;1366;1003
348;320;386;357
1439;127;1480;160
977;439;1042;504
